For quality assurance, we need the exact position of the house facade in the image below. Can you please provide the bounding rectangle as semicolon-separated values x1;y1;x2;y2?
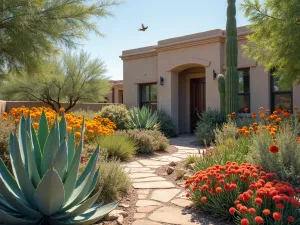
105;80;123;104
120;26;300;134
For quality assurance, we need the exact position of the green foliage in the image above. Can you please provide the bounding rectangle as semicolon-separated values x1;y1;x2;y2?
241;0;300;86
1;51;111;112
183;154;198;168
73;109;99;120
0;0;120;73
126;107;160;130
217;74;226;112
225;0;239;114
0;111;118;225
157;108;176;137
115;129;169;154
96;159;131;203
0;119;11;169
248;122;300;186
99;105;129;130
195;109;226;145
93;135;137;161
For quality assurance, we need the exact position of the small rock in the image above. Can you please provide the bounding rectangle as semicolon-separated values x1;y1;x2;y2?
169;161;177;166
188;163;195;170
183;174;192;180
105;210;128;221
119;203;130;208
166;166;175;175
117;215;124;225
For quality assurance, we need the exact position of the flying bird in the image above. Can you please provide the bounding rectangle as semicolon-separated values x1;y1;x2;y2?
139;23;148;32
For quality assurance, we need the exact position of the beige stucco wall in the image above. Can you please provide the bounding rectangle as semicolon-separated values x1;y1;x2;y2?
123;55;158;108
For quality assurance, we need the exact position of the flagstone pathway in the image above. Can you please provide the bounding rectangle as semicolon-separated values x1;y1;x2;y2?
124;136;205;225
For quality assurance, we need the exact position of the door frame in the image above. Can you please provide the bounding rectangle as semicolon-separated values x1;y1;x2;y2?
189;77;206;132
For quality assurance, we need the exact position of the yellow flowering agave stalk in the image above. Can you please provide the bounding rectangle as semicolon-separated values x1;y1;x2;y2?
0;111;118;225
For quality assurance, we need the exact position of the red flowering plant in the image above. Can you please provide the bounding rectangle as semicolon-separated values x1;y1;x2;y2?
232;174;300;225
184;162;266;219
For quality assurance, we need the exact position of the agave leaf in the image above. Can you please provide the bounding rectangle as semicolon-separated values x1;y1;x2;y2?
19;115;29;173
0;209;39;225
9;133;37;208
53;139;68;180
38;109;49;153
0;159;24;202
40;121;60;175
67;129;75;171
30;124;42;170
0;204;22;217
53;189;102;220
0;178;42;218
76;147;99;187
85;169;100;199
64;125;84;204
49;202;118;225
34;168;65;216
59;113;68;143
25;133;41;187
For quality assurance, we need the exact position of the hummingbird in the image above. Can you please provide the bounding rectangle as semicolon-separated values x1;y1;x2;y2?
138;23;148;32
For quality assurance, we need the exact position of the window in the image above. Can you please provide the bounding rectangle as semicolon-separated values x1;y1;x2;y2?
140;83;157;111
270;71;293;111
238;68;250;113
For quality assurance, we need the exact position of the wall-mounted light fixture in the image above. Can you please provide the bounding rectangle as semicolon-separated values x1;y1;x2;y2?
213;70;217;80
159;76;164;86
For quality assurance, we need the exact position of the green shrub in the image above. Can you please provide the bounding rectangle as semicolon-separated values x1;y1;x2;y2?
157;108;176;137
99;104;129;130
116;129;169;154
195;108;226;145
93;134;137;161
248;122;300;186
214;120;238;145
126;106;160;130
96;158;132;203
0;119;11;168
72;109;98;120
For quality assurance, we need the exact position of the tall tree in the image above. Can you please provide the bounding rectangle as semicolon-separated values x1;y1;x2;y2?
0;0;120;73
241;0;300;86
0;51;111;112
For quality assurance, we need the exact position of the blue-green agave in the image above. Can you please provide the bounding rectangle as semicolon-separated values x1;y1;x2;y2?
126;107;160;130
0;111;118;225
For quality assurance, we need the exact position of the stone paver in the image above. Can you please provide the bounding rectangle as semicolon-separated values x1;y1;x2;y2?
133;181;175;189
150;189;181;203
171;199;193;207
130;173;157;179
133;177;166;182
148;206;196;225
136;200;162;207
125;135;204;225
136;206;160;213
132;220;162;225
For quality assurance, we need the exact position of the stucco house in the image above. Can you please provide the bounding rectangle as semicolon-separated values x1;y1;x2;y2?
120;26;300;134
105;80;123;103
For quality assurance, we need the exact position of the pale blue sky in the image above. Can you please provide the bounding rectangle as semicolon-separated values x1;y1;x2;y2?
81;0;249;80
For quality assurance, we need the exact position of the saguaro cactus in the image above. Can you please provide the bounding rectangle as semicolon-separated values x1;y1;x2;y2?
225;0;239;114
218;74;225;112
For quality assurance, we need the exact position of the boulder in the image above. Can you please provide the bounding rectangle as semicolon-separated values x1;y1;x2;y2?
166;166;175;175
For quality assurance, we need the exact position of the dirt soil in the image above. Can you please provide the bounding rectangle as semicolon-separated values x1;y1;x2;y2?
134;145;178;160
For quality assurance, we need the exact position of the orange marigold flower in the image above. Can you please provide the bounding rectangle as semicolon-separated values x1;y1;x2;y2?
294;106;298;110
67;126;72;132
269;145;279;154
59;107;65;112
227;114;231;118
276;118;281;123
255;197;263;205
216;187;222;193
75;132;81;138
33;122;39;129
288;216;295;223
241;218;249;225
263;209;271;216
252;113;257;119
244;108;249;112
229;207;236;215
248;208;256;214
273;212;282;221
255;216;264;224
240;206;248;213
14;119;20;124
276;203;284;210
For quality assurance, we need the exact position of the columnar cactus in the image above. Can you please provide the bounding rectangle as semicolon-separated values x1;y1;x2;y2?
225;0;239;114
217;74;225;112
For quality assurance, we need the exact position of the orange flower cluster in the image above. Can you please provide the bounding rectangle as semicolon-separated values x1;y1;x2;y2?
2;106;116;141
234;176;300;224
185;162;300;224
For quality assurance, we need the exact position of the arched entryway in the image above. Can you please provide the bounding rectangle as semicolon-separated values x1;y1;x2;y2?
170;64;206;133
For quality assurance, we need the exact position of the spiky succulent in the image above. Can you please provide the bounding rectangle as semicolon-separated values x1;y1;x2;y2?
126;107;160;130
0;111;118;225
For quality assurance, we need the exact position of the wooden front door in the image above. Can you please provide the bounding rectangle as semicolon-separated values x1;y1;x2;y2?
190;78;206;132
